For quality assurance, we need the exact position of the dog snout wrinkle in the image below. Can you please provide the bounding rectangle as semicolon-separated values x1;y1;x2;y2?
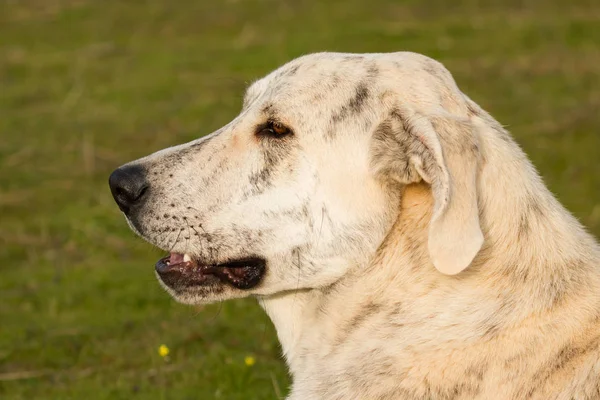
108;164;149;214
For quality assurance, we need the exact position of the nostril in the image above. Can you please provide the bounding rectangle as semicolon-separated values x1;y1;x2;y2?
133;184;149;202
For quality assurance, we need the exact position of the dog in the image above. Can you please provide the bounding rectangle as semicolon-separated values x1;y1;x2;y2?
109;52;600;399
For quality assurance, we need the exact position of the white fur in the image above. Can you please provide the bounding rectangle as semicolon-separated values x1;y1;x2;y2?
120;52;600;399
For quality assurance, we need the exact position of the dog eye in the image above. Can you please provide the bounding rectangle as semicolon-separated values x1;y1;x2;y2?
257;121;292;138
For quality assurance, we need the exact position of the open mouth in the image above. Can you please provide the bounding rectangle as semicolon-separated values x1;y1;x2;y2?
155;253;266;290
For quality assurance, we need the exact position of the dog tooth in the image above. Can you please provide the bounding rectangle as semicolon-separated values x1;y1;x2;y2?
183;254;191;262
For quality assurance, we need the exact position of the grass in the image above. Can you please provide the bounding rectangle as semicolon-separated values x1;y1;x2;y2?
1;0;599;398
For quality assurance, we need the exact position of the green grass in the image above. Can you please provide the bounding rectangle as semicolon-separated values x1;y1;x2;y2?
1;0;599;398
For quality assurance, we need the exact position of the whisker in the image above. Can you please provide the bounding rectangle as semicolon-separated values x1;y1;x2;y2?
168;227;184;252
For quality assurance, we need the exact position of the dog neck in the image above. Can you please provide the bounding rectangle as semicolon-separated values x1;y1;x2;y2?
258;289;322;376
468;118;600;295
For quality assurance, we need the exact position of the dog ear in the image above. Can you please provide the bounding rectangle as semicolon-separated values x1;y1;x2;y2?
371;105;483;275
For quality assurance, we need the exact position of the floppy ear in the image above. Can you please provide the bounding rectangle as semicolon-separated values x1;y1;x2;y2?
371;105;483;275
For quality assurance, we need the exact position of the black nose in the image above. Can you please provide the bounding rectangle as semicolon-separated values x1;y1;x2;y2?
108;165;149;214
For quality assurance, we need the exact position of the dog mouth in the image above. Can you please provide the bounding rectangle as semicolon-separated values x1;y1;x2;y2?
155;253;266;290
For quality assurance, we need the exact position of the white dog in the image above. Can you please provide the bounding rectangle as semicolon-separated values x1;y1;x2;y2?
109;52;600;399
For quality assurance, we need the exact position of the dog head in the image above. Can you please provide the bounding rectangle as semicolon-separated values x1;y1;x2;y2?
109;52;483;304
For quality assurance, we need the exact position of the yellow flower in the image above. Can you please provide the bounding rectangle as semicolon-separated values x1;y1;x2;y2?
158;344;170;357
244;355;256;366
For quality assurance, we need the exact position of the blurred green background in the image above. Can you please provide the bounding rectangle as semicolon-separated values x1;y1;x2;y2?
1;0;599;399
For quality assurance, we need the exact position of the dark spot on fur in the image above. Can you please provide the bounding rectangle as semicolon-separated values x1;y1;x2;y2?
522;335;600;397
466;101;481;118
261;102;275;116
248;167;271;189
342;55;364;63
466;364;486;383
482;322;500;338
493;124;514;144
331;73;341;86
285;65;300;76
478;296;516;339
387;303;406;328
528;196;543;216
517;213;530;239
245;133;296;196
328;83;371;138
378;89;394;103
518;195;543;240
334;301;382;346
366;62;380;79
423;59;443;79
443;364;485;398
350;84;369;113
504;350;531;370
188;135;213;151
